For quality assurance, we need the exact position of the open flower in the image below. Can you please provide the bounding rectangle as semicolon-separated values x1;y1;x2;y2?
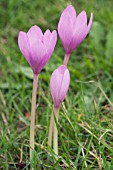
18;25;57;75
50;65;70;108
58;5;93;55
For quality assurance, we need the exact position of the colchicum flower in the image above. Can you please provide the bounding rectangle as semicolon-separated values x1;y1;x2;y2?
18;25;57;75
49;65;70;155
50;65;70;108
58;5;93;55
18;25;57;161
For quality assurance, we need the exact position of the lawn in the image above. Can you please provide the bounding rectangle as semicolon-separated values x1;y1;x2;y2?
0;0;113;169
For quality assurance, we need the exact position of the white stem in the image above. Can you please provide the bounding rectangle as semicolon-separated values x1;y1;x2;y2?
48;112;54;146
30;74;38;161
53;107;59;155
63;53;70;66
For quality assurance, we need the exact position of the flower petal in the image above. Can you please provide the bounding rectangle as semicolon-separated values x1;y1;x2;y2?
48;30;57;57
43;29;51;51
75;11;87;28
58;5;93;54
62;5;76;23
18;25;56;74
50;65;70;108
50;68;62;107
30;40;45;74
18;31;31;64
27;25;43;46
58;13;74;54
59;68;70;102
87;13;93;33
37;30;57;73
70;24;88;51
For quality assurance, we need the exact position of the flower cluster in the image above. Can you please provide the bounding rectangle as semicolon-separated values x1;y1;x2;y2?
18;5;93;157
50;5;93;110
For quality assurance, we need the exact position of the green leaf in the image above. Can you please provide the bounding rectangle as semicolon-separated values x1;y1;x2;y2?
105;28;113;61
20;66;33;79
90;21;105;45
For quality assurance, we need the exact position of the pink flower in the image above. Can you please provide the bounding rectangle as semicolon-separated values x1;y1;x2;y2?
50;65;70;108
58;5;93;54
18;25;57;75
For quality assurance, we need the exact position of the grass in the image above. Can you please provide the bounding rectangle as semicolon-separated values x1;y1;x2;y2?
0;0;113;169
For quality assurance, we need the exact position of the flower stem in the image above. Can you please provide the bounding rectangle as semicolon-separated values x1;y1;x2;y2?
30;74;38;161
48;112;54;147
53;107;59;155
63;53;70;66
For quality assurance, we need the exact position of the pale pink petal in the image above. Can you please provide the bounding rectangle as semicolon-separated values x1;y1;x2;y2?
58;65;66;75
58;5;76;54
59;68;70;102
43;29;51;51
30;41;45;74
50;65;70;108
70;13;93;51
18;26;57;74
75;11;87;28
50;69;62;107
48;30;57;57
57;5;93;55
18;31;31;64
87;13;93;33
27;25;43;46
37;30;57;73
70;24;88;51
58;13;74;53
62;5;76;23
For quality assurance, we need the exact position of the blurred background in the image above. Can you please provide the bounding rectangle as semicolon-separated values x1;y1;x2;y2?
0;0;113;169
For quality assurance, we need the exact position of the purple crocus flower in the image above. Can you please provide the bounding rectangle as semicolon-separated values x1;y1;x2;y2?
49;65;70;154
58;5;93;65
18;25;57;159
18;25;57;75
50;65;70;108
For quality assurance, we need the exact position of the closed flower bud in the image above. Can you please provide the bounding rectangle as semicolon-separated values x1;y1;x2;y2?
50;65;70;108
